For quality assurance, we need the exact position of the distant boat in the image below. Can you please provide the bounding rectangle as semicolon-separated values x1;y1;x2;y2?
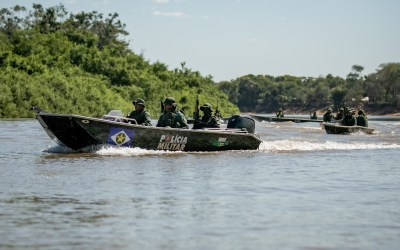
187;117;229;124
321;122;375;135
250;114;323;123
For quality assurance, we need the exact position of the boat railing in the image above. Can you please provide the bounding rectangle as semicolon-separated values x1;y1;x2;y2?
204;128;250;133
101;115;138;125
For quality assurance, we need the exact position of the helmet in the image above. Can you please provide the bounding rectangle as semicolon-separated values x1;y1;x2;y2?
163;97;176;105
279;108;282;111
339;108;344;111
327;107;332;111
133;98;145;106
200;103;213;112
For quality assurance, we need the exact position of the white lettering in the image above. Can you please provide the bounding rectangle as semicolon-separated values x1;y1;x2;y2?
160;135;165;142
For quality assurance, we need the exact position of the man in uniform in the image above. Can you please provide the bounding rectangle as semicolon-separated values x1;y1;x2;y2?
356;109;368;127
127;98;152;126
310;111;318;120
341;108;356;126
192;103;220;129
335;108;344;121
276;108;284;118
323;107;334;122
156;97;189;128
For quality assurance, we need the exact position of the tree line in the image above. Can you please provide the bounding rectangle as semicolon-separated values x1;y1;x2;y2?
0;4;239;118
218;63;400;114
1;4;399;118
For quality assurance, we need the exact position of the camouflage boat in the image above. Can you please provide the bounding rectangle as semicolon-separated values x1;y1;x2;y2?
32;107;262;152
322;122;375;135
250;114;323;123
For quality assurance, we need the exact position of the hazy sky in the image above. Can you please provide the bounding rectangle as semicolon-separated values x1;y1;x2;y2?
1;0;399;81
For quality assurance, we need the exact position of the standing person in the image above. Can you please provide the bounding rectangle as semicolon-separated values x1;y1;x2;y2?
156;97;189;129
356;109;368;127
323;107;334;122
341;108;356;126
310;111;318;120
192;103;220;129
127;98;152;126
276;108;284;118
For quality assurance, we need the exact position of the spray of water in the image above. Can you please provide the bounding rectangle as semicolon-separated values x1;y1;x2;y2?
258;139;400;152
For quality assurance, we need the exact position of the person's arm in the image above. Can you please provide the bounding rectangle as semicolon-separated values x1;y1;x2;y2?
144;111;152;126
176;112;189;129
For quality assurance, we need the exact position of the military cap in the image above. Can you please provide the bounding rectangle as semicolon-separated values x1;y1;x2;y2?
200;103;213;111
133;98;145;106
163;97;176;105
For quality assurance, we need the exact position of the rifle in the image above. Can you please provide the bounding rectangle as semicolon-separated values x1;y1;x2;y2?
193;95;200;121
160;99;164;114
215;100;222;118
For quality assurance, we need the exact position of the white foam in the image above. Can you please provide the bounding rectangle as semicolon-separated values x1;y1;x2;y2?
95;145;181;156
259;139;400;152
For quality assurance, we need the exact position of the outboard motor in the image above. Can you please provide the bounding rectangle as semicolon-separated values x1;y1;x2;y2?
227;115;256;133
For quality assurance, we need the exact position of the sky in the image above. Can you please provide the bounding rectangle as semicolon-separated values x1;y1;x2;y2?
1;0;399;81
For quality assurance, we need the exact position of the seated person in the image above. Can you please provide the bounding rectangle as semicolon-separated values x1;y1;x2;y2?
356;109;368;127
193;103;220;129
156;97;188;129
323;107;334;122
310;111;318;120
335;108;344;121
276;108;284;118
341;108;356;126
127;98;152;126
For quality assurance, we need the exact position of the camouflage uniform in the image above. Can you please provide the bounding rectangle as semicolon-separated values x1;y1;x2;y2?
335;108;344;120
193;103;220;129
128;98;152;126
156;97;189;129
356;109;368;127
276;108;284;118
128;110;152;126
323;108;334;122
341;109;356;126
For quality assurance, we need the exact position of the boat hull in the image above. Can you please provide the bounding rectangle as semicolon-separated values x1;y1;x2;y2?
250;114;322;123
36;112;262;151
322;122;375;135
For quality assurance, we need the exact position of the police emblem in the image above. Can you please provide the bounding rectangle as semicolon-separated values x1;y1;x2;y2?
107;128;134;146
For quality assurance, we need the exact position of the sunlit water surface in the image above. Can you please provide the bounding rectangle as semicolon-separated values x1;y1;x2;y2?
0;118;399;249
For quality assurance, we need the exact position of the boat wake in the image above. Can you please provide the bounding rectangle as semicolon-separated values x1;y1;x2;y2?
42;144;184;156
258;139;400;152
42;140;400;155
95;146;184;156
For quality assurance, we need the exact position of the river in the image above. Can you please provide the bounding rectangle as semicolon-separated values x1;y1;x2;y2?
0;117;399;249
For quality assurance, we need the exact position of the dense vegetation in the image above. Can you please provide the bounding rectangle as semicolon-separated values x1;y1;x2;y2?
218;63;400;114
1;4;399;118
0;4;239;118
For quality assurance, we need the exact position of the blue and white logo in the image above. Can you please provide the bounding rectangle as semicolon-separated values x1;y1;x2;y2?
107;127;134;146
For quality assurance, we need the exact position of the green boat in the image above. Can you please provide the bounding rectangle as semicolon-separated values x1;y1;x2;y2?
322;122;375;135
250;114;323;123
33;107;262;152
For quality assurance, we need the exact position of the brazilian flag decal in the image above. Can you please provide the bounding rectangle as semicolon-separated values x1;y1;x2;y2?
107;127;134;147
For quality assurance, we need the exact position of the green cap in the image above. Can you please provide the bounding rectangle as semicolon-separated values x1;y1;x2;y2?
163;97;176;105
200;103;213;112
133;98;145;106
